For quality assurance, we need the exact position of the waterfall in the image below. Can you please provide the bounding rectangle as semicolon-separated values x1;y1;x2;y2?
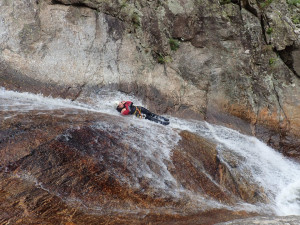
169;118;300;216
1;87;300;216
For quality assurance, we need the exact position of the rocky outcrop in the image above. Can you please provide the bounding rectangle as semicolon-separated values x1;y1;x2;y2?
1;0;300;156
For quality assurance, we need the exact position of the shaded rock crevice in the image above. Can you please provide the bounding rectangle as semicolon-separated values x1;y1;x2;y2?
272;83;290;130
278;45;300;78
51;0;98;11
203;80;211;120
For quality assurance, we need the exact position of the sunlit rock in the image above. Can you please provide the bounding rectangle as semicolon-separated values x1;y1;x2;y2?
0;106;257;224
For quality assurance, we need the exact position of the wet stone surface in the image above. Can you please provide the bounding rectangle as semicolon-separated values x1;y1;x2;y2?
0;108;258;224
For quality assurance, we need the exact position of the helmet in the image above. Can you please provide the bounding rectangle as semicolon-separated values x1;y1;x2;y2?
114;101;120;108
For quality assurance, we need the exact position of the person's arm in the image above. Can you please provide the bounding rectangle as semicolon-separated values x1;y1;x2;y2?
121;101;132;115
121;108;129;115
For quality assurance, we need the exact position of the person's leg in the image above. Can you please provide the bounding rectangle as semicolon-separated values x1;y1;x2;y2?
140;107;152;116
154;114;169;121
144;115;170;125
140;107;169;121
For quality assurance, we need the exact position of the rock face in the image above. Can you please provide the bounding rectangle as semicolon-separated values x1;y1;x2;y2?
1;0;300;157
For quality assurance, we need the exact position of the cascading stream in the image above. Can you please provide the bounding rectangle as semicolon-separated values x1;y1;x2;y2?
1;87;300;216
169;118;300;216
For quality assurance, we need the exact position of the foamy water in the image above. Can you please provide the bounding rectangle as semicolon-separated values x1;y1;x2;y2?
169;119;300;216
93;119;182;196
1;87;300;216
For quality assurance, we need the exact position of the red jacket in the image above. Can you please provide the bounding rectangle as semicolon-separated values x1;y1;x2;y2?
121;101;133;115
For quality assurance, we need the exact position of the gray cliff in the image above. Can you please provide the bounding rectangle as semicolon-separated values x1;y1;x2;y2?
1;0;300;154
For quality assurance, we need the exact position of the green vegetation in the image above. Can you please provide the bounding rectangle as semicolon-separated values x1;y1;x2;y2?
158;54;166;64
258;0;274;9
157;55;166;64
131;12;140;28
292;15;300;24
219;0;231;5
120;0;128;8
269;57;277;65
287;0;300;6
266;27;273;34
157;54;172;64
169;38;180;51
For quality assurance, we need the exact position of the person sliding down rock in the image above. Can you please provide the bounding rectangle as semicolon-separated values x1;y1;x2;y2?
116;101;169;125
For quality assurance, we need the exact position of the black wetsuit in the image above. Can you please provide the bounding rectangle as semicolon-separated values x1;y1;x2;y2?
117;101;169;125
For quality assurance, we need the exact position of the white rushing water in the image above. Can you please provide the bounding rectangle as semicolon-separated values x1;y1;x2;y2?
1;87;300;216
170;119;300;216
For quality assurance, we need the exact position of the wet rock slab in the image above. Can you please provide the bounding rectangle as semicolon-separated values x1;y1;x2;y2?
0;109;258;224
172;131;268;205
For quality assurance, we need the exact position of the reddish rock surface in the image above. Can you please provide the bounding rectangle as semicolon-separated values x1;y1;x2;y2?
0;109;258;224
